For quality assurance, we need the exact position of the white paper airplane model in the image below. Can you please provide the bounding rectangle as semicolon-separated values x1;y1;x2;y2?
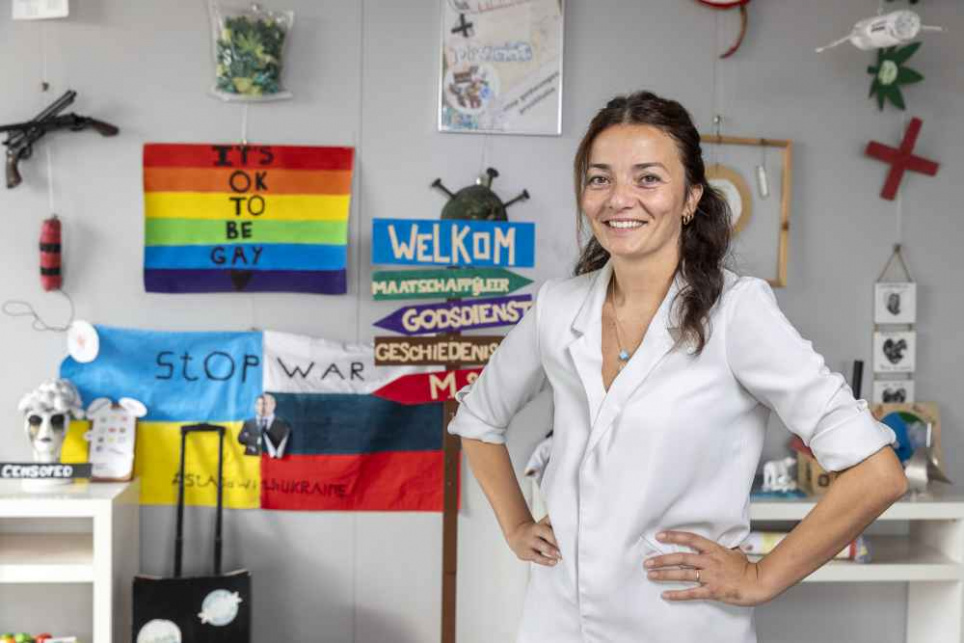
816;10;944;53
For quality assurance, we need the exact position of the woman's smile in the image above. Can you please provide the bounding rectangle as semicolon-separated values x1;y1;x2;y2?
604;218;648;230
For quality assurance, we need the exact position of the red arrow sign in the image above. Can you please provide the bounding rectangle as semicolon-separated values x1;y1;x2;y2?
373;368;482;405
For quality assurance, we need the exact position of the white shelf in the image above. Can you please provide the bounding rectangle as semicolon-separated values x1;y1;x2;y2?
0;479;139;642
0;533;94;583
759;536;961;583
0;480;136;517
746;488;964;642
750;487;964;522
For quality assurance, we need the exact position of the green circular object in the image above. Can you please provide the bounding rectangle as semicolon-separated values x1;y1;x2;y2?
878;60;899;86
440;185;508;222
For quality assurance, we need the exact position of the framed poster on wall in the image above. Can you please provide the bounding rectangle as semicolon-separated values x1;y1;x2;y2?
438;0;564;136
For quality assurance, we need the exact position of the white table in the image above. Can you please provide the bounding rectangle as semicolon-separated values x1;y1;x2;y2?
0;479;140;643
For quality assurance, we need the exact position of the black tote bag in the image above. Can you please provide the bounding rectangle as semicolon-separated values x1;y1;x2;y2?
132;423;252;642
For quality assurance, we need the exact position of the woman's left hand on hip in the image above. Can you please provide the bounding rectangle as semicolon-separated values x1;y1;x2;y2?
643;531;773;606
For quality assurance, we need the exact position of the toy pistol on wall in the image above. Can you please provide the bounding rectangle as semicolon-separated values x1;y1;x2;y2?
0;89;119;189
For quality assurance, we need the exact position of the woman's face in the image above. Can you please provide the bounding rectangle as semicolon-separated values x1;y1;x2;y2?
581;124;701;263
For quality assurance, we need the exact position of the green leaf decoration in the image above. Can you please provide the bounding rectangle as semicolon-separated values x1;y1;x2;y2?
215;14;289;97
867;43;924;111
892;42;922;65
897;67;924;85
889;87;906;110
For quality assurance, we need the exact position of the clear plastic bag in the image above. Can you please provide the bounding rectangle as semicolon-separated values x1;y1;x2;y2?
209;2;294;102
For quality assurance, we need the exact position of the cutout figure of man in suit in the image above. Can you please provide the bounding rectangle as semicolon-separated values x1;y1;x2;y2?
238;393;291;459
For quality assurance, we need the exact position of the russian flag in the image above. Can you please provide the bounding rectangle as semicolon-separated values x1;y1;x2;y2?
261;331;448;511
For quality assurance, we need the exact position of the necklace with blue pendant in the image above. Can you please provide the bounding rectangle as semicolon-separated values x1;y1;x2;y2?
611;277;633;369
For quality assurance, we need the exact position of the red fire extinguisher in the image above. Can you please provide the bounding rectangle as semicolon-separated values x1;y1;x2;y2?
39;215;62;291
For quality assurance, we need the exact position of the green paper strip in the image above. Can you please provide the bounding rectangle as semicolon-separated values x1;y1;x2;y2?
372;267;533;301
146;218;348;246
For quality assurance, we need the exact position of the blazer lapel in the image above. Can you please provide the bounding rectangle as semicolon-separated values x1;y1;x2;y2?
582;271;684;459
565;262;612;428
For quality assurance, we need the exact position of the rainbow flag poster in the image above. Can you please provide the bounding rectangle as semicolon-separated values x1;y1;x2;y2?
143;143;354;294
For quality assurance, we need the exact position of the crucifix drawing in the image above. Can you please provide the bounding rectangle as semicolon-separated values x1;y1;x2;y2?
451;13;474;38
865;117;940;201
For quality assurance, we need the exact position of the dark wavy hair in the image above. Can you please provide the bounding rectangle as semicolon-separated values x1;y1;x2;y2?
573;90;731;355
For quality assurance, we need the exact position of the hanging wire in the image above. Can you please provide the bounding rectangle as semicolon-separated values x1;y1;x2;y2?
710;10;720;167
45;146;55;212
478;132;491;177
3;290;76;332
353;0;367;345
895;114;906;245
240;103;249;146
876;244;914;283
351;5;366;641
40;20;50;91
40;20;56;211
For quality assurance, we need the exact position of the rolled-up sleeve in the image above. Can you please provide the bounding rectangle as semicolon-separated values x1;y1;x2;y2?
447;281;550;444
725;278;897;472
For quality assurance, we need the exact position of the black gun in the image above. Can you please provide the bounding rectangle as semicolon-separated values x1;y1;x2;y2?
1;89;119;188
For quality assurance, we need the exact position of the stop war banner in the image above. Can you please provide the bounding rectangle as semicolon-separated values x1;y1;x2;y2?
60;326;451;512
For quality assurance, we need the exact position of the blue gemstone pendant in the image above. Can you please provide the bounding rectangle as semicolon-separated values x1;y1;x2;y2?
618;349;631;361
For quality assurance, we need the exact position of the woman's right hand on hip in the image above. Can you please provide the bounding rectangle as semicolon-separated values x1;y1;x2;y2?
507;515;562;566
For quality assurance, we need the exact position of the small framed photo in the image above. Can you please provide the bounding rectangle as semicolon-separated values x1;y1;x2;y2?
874;330;916;373
875;282;916;325
873;380;915;404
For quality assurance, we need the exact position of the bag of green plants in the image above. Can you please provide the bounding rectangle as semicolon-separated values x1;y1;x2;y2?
209;2;294;101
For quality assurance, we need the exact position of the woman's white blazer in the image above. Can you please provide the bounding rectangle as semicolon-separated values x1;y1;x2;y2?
449;260;896;643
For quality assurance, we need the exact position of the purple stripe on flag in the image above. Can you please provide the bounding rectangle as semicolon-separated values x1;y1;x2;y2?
145;269;347;294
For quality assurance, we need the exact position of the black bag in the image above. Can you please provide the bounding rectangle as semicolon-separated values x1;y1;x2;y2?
132;423;252;642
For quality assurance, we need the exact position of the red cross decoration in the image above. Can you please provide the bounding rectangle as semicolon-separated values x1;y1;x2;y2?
865;117;940;201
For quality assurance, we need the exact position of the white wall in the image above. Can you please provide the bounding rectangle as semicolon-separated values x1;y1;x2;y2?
1;1;961;641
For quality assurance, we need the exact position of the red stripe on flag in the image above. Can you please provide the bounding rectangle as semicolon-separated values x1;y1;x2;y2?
260;451;451;511
143;143;355;170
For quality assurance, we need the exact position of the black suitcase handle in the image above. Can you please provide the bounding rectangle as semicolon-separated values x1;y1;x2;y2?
174;423;225;578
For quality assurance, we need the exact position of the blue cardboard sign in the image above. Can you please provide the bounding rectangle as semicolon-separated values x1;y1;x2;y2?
372;218;535;267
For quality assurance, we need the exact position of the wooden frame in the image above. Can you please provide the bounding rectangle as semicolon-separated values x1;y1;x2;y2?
701;135;793;288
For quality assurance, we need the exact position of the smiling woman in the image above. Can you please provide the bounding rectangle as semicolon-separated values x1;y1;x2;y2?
449;90;907;643
573;91;732;356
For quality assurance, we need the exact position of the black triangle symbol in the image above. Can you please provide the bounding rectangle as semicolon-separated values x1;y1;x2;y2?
230;270;254;291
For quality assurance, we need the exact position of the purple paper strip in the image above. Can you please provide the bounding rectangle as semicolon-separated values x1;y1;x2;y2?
373;295;533;335
145;269;347;294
